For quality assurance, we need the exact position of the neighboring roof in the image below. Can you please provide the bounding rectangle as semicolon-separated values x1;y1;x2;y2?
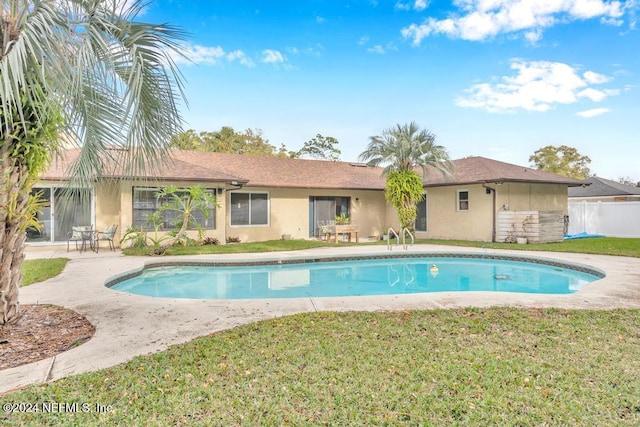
41;150;584;190
568;176;640;198
421;156;587;187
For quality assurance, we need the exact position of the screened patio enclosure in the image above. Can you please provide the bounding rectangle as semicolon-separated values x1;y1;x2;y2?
26;187;93;244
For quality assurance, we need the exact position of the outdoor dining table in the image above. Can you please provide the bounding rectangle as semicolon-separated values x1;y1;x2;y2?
79;229;97;253
324;224;360;243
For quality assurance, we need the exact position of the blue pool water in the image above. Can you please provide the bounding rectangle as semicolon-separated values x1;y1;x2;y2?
109;256;603;299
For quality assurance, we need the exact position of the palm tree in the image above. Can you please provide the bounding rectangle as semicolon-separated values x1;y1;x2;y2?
0;0;186;325
359;122;454;230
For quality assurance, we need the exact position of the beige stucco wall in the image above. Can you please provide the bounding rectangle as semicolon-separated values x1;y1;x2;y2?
418;183;569;242
496;183;568;212
113;182;390;245
108;181;570;245
226;187;389;243
33;179;569;247
419;185;495;241
94;181;121;245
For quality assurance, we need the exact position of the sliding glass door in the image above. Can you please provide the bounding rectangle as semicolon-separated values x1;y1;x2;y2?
308;196;350;237
26;187;93;244
415;194;427;232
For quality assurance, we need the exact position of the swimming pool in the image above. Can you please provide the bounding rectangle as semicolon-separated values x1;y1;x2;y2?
108;254;604;299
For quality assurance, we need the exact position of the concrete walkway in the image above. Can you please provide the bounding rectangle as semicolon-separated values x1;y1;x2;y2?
2;244;639;394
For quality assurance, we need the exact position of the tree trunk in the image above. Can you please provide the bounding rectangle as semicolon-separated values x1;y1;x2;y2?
152;212;191;255
0;150;29;325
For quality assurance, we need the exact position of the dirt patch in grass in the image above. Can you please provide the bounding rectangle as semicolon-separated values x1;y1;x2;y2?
0;305;95;370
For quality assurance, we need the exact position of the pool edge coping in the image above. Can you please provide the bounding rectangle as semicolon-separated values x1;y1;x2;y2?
105;251;606;292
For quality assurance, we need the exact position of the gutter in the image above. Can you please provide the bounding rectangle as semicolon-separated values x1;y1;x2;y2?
482;183;497;243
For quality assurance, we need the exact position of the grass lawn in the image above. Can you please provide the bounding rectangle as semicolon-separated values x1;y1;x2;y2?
20;258;69;287
123;236;640;258
2;308;639;426
122;239;328;256
416;237;640;258
6;239;639;424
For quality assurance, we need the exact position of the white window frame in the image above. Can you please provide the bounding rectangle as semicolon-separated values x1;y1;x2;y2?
230;191;270;227
457;190;469;212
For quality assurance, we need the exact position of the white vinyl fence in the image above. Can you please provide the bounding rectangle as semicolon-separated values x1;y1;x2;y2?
568;201;640;238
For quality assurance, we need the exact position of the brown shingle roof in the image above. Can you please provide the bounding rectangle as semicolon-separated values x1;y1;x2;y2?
41;149;245;183
41;150;584;189
172;151;386;190
421;156;587;187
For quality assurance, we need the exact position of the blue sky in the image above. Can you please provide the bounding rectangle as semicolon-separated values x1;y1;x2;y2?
143;0;639;181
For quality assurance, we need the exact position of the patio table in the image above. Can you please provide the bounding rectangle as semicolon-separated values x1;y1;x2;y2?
79;229;97;253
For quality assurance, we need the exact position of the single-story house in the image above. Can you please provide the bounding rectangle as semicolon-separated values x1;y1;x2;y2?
569;176;640;202
29;149;585;247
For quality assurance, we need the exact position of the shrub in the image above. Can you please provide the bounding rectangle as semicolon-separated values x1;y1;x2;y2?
201;237;219;246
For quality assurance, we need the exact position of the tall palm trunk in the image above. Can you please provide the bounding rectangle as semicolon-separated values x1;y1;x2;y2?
0;146;30;325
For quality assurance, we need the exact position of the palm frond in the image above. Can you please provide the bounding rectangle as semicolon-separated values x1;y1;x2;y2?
2;0;187;186
359;122;455;180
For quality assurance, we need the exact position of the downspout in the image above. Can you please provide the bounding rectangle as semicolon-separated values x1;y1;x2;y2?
217;186;227;245
482;183;496;243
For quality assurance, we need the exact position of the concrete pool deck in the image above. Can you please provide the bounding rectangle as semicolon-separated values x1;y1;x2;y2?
1;244;639;394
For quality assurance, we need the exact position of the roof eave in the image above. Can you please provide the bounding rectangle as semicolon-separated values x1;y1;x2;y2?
423;178;586;188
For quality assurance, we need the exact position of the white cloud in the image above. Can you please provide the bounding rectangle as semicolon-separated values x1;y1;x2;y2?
226;50;255;67
414;0;428;11
577;88;604;101
171;44;226;65
358;35;370;45
402;0;626;44
396;0;429;11
367;45;386;54
287;44;324;57
168;44;256;67
385;42;399;51
365;42;398;54
316;16;326;23
524;28;543;44
583;70;610;84
262;49;286;63
455;60;618;113
577;108;611;117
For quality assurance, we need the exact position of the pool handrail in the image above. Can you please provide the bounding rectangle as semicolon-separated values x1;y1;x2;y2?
402;227;414;249
387;227;399;250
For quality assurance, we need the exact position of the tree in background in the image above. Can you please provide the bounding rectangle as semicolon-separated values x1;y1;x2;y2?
359;122;454;230
529;145;591;179
168;130;203;151
297;134;341;161
170;127;296;157
618;177;640;187
0;0;185;325
276;143;296;158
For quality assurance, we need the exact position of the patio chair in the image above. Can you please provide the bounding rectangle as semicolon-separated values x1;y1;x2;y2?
317;221;328;240
67;225;93;252
95;225;118;252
